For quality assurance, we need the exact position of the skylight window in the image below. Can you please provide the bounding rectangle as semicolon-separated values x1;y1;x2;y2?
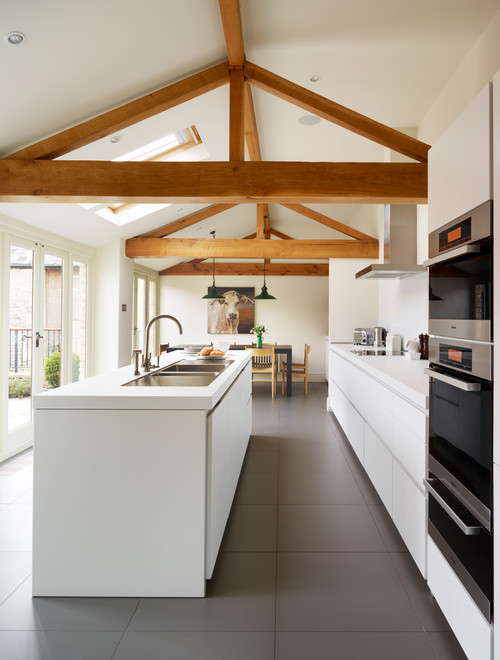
84;126;207;226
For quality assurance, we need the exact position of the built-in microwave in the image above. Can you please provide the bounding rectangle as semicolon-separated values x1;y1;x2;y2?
425;200;492;342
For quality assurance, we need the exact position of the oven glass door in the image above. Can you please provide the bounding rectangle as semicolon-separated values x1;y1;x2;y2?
428;242;492;341
429;372;492;518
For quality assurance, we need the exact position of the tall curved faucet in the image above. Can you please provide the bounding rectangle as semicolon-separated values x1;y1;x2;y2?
143;314;183;372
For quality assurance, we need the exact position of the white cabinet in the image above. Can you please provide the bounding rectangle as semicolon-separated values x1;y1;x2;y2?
364;425;392;514
428;83;492;233
328;347;428;576
206;362;252;576
428;538;492;660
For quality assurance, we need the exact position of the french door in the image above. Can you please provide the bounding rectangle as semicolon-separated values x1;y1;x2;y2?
5;236;88;457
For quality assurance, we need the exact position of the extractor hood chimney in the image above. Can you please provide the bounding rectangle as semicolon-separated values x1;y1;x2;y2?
355;204;426;280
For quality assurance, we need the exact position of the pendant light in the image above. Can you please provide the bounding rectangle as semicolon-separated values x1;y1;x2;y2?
202;231;225;300
253;259;276;300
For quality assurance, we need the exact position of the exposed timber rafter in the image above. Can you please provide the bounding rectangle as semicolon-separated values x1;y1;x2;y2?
244;60;430;163
0;160;427;204
160;262;328;276
140;204;237;238
125;237;378;259
281;203;375;240
5;62;230;161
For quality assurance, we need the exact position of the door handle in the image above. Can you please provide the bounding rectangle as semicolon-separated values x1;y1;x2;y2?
424;478;482;535
424;367;482;391
423;244;481;267
35;331;44;348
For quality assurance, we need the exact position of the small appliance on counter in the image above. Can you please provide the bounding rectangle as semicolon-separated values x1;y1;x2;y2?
385;333;401;353
353;328;374;345
373;327;386;347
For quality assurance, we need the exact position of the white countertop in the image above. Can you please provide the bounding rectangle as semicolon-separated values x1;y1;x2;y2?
330;343;429;409
33;350;252;411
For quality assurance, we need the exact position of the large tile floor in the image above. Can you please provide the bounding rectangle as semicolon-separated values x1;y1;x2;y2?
0;382;468;659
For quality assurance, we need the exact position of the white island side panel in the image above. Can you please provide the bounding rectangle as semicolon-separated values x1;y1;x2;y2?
33;408;207;597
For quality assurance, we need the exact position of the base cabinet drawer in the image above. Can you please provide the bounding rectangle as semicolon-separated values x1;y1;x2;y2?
329;379;364;462
428;538;492;660
392;461;427;576
364;425;392;514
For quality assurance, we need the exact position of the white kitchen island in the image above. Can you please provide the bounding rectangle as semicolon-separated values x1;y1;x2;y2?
32;350;252;597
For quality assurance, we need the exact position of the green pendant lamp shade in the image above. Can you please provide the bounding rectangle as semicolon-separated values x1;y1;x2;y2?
254;260;276;300
202;230;225;300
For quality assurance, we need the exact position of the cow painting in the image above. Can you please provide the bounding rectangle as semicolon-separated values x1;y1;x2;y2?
207;288;255;334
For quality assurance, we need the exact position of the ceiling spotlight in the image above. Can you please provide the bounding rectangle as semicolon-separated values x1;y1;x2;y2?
110;136;121;143
298;115;321;126
5;31;26;46
309;74;321;83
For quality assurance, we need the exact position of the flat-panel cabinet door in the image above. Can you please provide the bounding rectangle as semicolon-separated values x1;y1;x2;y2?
364;425;392;514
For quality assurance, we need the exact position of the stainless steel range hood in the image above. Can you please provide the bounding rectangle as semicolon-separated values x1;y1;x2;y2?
355;205;425;280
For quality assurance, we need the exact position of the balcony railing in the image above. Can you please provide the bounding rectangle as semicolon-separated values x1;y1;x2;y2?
9;329;62;372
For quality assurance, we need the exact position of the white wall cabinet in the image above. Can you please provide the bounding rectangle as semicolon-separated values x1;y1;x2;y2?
428;83;492;233
328;347;428;576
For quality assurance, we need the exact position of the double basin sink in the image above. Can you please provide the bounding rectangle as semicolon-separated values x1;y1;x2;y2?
123;358;233;387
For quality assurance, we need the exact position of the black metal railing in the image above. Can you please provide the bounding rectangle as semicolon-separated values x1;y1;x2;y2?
9;328;61;372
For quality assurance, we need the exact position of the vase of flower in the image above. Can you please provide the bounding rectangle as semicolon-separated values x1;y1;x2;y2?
251;325;267;348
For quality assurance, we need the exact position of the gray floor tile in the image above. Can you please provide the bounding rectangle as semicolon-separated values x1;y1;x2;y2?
368;504;407;552
128;553;276;631
278;448;351;474
242;451;279;474
277;505;386;552
114;631;275;660
390;552;451;632
276;552;422;631
0;552;31;605
278;472;365;505
222;505;277;551
276;631;437;660
352;468;382;505
427;631;468;660
247;434;280;451
0;578;139;631
233;473;278;505
0;504;32;551
0;630;122;660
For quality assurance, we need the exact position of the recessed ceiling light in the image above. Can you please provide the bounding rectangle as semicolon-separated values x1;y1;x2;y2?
298;115;321;126
309;74;321;83
110;136;121;143
5;31;26;46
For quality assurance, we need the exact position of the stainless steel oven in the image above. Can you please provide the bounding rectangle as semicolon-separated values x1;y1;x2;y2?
425;336;493;621
426;200;492;342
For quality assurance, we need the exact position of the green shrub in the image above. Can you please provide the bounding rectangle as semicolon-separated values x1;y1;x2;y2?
44;351;81;388
8;375;31;398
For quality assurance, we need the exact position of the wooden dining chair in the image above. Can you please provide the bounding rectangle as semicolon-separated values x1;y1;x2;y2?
159;343;170;354
282;344;311;395
246;347;277;398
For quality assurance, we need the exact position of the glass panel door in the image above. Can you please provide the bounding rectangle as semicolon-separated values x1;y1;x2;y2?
42;252;63;390
72;261;87;382
8;243;34;431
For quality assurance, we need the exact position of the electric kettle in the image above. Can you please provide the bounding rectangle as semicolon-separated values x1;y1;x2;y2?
373;327;386;347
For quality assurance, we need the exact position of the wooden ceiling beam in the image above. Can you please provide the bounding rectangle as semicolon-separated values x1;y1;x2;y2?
218;0;245;67
281;203;375;240
140;203;237;238
0;160;427;204
5;62;229;160
125;237;378;259
160;262;328;276
244;60;430;163
270;228;293;240
229;67;245;160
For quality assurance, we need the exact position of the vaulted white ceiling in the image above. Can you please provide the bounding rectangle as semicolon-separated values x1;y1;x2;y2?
1;0;498;265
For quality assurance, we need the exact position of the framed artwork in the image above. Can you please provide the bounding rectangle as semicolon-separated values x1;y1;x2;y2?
206;287;255;334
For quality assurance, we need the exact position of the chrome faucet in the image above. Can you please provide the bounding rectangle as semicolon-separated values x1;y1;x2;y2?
142;314;183;372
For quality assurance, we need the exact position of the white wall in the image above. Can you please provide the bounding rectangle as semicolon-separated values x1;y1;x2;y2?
160;275;329;380
94;239;134;374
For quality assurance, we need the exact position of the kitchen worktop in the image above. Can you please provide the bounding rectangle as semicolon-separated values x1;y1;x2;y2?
33;349;252;411
330;343;429;409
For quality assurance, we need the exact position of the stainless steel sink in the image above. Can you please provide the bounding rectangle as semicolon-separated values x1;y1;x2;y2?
122;358;234;387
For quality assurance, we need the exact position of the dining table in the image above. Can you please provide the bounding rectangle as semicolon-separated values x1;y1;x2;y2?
167;344;294;396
